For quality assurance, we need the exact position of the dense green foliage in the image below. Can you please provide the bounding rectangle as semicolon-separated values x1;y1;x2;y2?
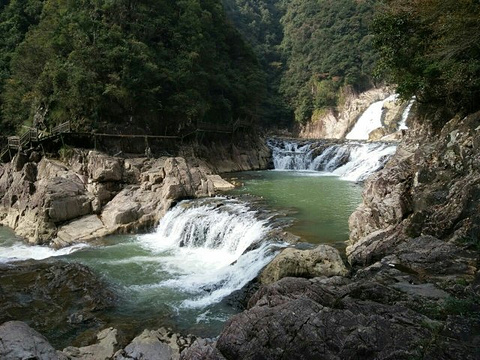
0;0;44;134
279;0;379;123
223;0;380;125
222;0;290;126
0;0;264;135
373;0;480;116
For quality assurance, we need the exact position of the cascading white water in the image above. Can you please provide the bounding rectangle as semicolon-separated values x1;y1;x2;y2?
0;235;88;263
269;140;313;170
136;198;282;308
268;139;396;182
398;98;415;130
346;94;398;140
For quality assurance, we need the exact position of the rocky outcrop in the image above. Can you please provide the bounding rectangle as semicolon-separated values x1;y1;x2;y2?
259;245;348;284
0;149;241;247
185;134;272;173
347;111;480;267
298;86;406;140
0;321;68;360
184;257;480;360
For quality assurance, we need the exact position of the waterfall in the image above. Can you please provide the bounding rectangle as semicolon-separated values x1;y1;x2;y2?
398;98;415;130
136;198;282;308
269;140;314;170
346;94;398;140
268;139;396;182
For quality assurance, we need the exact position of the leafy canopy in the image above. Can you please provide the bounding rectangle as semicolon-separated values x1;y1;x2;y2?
0;0;264;135
373;0;480;116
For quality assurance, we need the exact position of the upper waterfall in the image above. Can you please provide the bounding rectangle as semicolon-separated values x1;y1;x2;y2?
346;94;398;140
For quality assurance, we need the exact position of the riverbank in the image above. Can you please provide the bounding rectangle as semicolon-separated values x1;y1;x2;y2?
2;110;479;359
0;133;271;248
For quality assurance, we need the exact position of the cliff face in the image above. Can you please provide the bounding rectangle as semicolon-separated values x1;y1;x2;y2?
297;87;406;139
347;111;480;268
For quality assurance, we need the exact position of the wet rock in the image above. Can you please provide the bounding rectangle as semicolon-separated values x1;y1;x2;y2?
0;261;116;347
205;175;234;192
0;321;67;360
52;214;108;248
259;245;348;284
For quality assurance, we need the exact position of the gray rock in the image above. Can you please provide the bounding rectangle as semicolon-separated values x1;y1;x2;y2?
63;327;118;360
114;329;177;360
87;151;124;182
0;261;116;347
259;245;348;284
0;321;66;360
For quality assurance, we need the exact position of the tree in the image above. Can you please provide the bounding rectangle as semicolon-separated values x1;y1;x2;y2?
373;0;480;117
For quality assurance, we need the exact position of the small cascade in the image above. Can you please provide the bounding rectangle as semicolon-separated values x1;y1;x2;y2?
268;139;396;182
346;94;398;140
0;241;88;263
269;140;314;170
137;197;282;308
398;98;415;130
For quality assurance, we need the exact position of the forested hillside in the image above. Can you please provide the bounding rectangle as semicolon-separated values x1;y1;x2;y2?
222;0;290;126
0;0;264;135
3;0;473;136
373;0;480;120
223;0;380;125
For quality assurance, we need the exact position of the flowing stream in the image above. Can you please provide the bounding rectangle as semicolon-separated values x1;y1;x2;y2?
0;198;283;336
268;139;397;182
0;93;412;343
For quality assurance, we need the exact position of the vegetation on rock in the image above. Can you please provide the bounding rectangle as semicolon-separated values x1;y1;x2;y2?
373;0;480;118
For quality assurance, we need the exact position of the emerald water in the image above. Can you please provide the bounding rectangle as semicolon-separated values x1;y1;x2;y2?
228;171;363;247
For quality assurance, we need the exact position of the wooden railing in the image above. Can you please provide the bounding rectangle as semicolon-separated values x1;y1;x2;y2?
196;121;233;133
52;121;71;134
1;118;255;163
7;136;20;150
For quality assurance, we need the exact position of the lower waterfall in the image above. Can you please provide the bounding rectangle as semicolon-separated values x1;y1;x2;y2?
268;139;396;182
135;197;282;308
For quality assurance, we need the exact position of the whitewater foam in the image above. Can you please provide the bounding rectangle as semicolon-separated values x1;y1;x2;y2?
136;198;284;308
0;242;89;263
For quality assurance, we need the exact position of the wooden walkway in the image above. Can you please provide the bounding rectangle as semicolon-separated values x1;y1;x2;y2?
0;119;253;163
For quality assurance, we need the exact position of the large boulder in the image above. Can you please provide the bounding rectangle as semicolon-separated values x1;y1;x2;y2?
63;328;119;360
113;329;177;360
0;321;66;360
87;151;124;182
259;245;348;284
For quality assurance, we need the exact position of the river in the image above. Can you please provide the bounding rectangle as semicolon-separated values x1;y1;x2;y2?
0;95;411;345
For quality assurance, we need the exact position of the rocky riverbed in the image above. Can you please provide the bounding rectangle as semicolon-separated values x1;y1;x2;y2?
0;136;271;248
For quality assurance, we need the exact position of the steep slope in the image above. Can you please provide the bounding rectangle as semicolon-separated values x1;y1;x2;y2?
0;0;264;135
